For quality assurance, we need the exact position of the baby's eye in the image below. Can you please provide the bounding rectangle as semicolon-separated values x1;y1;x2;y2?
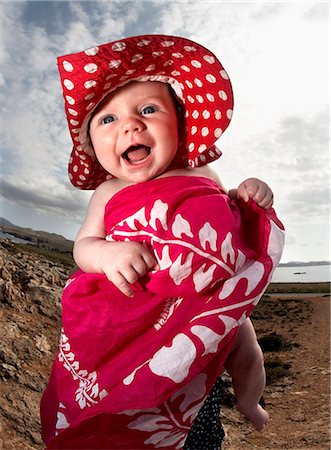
101;115;116;124
141;105;157;115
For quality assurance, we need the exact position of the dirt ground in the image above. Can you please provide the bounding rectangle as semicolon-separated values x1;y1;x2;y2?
221;292;330;450
0;238;330;449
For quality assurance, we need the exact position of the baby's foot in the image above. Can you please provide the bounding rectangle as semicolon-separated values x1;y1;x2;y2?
236;403;269;431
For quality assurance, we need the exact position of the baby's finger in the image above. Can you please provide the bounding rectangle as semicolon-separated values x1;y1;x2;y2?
142;250;159;270
110;271;135;297
258;193;274;209
236;185;250;203
131;259;150;277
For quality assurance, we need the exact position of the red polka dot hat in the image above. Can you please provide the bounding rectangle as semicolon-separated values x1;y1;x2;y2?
57;34;234;189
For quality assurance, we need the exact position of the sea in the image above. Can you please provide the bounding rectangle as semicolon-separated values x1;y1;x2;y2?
1;231;330;283
271;264;331;283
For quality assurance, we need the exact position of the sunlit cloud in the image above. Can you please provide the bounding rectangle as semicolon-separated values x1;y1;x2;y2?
0;0;329;262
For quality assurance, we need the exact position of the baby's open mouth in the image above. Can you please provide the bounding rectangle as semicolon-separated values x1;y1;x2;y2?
122;145;151;164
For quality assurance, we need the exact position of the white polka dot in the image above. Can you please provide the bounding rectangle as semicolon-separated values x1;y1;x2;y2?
191;126;197;135
84;80;97;89
76;181;83;186
84;47;99;56
192;110;199;119
68;108;78;116
84;63;98;74
109;59;121;69
203;55;215;64
220;69;230;80
215;109;222;120
86;102;95;111
198;144;207;153
71;128;79;134
196;95;204;103
181;65;191;72
191;60;202;68
103;82;111;90
84;168;90;174
85;93;95;100
74;136;80;142
188;143;195;152
70;119;79;126
163;60;173;67
69;173;73;180
106;74;117;80
79;175;86;181
73;165;78;173
227;109;233;119
216;148;222;155
206;93;215;102
185;111;189;118
65;95;75;105
172;52;184;58
201;127;209;137
194;78;203;87
77;146;82;151
120;75;128;82
126;69;136;75
209;150;215;158
185;80;193;88
64;79;74;90
161;40;174;47
137;39;151;46
206;74;216;83
218;90;228;101
184;46;197;52
145;64;155;71
214;128;223;138
131;54;143;63
171;70;181;76
63;61;74;72
187;95;195;103
200;154;206;162
112;42;126;51
195;157;199;165
152;51;163;57
202;110;210;119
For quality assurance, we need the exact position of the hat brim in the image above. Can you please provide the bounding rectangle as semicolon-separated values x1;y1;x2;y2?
57;34;233;189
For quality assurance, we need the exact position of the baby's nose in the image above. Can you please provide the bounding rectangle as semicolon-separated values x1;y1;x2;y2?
122;116;144;134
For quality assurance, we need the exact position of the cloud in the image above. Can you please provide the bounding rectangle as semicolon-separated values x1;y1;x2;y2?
0;1;329;262
303;2;329;21
0;177;88;218
249;3;284;20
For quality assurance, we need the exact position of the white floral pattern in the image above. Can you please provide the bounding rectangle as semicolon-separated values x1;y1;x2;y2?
58;329;108;409
124;374;207;449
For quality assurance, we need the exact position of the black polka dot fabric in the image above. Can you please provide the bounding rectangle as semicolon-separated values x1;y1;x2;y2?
184;377;225;450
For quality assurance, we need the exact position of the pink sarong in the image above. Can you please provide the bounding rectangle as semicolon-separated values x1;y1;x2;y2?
41;176;284;449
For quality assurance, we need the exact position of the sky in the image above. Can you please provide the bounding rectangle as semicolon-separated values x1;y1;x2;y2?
0;0;329;263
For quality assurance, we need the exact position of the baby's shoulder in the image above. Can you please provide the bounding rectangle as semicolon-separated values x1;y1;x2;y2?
93;179;132;204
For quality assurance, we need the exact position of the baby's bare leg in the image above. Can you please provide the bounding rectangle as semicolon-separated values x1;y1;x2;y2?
224;318;269;431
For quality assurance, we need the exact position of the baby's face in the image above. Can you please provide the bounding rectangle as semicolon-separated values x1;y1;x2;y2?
89;81;179;183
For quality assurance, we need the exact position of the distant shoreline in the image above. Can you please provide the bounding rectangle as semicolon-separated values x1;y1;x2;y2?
267;282;330;294
1;238;330;294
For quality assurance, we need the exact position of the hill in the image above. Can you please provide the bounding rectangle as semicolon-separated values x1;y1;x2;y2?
0;217;73;254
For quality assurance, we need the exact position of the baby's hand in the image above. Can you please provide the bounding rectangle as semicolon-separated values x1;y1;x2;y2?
99;241;158;297
236;178;273;209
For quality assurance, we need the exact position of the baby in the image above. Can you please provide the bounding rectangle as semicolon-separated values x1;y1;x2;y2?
41;35;284;449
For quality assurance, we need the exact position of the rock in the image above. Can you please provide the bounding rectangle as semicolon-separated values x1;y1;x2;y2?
0;241;71;448
289;409;306;422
